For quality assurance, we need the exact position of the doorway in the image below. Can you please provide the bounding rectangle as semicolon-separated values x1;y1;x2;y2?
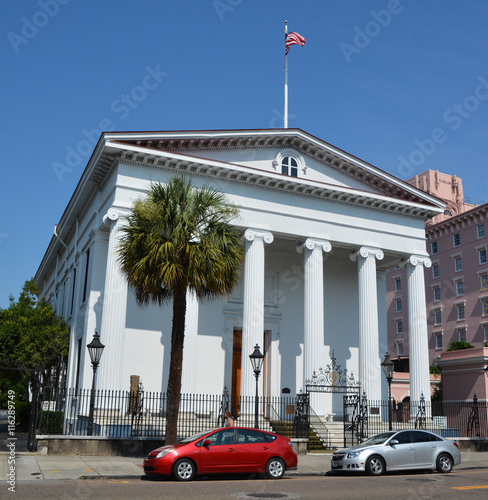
231;328;242;417
231;329;270;417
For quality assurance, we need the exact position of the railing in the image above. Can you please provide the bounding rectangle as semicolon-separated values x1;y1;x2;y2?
353;397;488;441
37;388;300;439
36;387;488;443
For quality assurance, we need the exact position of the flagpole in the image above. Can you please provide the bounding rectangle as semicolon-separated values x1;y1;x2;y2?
284;20;288;129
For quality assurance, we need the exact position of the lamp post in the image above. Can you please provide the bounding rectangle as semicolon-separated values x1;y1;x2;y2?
87;332;105;436
381;352;394;431
249;344;264;429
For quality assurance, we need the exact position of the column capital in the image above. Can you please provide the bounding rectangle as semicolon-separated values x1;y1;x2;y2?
244;229;274;245
401;255;432;269
102;207;121;227
350;246;384;262
296;238;332;254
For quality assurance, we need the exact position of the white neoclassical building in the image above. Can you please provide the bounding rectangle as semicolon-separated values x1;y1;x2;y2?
35;129;444;416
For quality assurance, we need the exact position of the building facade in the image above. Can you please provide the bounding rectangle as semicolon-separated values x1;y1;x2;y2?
387;170;488;379
35;129;444;417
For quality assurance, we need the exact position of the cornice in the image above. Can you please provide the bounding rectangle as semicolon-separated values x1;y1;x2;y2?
427;204;488;238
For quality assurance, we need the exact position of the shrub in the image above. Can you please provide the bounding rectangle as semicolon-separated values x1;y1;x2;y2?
447;341;475;351
15;401;31;431
37;410;64;434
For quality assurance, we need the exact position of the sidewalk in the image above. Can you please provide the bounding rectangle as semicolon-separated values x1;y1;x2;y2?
1;451;487;481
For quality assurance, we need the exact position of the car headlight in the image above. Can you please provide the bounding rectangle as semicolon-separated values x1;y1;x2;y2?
347;450;362;458
156;447;176;459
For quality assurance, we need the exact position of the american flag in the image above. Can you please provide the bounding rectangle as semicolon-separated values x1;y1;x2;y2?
285;32;306;55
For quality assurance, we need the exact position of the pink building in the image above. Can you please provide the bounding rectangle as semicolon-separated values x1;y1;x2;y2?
386;170;488;401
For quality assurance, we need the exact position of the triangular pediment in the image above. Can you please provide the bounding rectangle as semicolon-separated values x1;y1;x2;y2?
104;129;444;210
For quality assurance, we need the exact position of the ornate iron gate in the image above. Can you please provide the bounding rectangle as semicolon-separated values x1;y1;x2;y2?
304;351;365;447
343;392;368;447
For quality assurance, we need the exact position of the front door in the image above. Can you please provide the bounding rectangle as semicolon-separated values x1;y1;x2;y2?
198;429;237;473
231;328;242;417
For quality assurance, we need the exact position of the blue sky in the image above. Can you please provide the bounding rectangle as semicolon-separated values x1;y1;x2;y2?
1;0;488;308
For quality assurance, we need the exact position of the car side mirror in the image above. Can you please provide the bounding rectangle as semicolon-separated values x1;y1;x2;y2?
390;439;399;446
203;439;212;447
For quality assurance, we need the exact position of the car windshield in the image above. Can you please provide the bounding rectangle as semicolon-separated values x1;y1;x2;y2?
360;432;397;446
177;429;214;444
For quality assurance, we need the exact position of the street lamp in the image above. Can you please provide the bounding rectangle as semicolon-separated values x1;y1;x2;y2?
249;344;264;429
381;352;394;431
87;332;105;436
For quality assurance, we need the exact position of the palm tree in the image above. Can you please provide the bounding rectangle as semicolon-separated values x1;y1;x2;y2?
117;176;243;443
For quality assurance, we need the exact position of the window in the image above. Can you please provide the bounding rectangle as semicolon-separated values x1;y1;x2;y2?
395;431;412;444
431;241;438;255
396;320;403;334
455;280;464;296
453;233;460;247
432;264;439;279
75;338;82;393
481;274;488;290
478;224;485;238
281;156;298;177
454;257;462;272
434;309;442;325
479;249;487;265
456;304;465;320
482;298;488;317
458;328;467;343
483;324;488;343
433;286;441;302
70;268;77;315
395;299;402;313
82;248;90;303
202;429;235;446
395;278;401;291
237;428;275;444
435;333;443;349
397;342;404;356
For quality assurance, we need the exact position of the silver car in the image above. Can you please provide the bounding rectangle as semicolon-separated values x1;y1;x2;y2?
331;430;461;476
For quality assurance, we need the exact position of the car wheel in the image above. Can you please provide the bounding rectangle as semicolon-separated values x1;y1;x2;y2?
172;458;196;481
366;455;385;476
265;458;285;479
436;453;453;473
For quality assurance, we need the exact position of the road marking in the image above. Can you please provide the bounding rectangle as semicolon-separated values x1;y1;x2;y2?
452;485;488;490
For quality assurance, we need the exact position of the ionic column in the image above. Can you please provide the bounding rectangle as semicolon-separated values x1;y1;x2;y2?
350;247;384;401
241;229;273;398
403;255;432;412
181;289;199;394
96;208;128;392
297;238;331;388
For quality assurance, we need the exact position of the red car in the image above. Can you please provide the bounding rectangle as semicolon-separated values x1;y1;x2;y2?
143;427;298;481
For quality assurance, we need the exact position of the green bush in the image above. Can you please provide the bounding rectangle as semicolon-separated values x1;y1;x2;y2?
447;341;475;351
37;410;64;434
15;401;31;431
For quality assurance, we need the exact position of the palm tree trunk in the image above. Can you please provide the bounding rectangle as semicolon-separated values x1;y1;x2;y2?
165;285;187;444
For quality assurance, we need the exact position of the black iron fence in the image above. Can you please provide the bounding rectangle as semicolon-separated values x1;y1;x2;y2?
344;395;488;447
37;387;304;440
36;387;487;448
